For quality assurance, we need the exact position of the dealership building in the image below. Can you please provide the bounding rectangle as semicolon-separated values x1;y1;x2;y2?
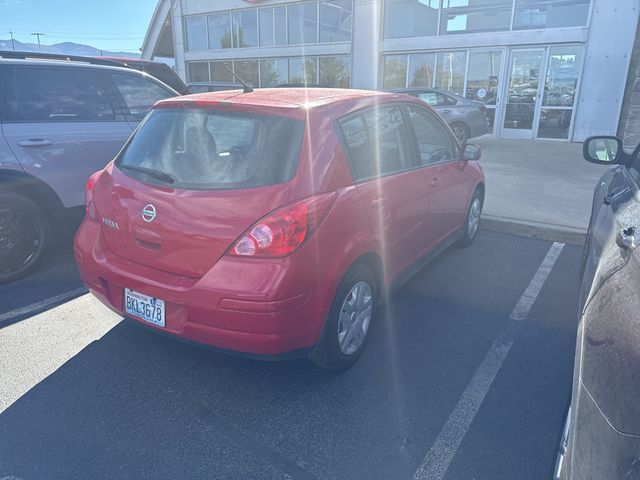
142;0;640;143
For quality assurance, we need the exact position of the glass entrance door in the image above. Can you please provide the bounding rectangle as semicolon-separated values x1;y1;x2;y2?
537;46;583;139
500;49;544;139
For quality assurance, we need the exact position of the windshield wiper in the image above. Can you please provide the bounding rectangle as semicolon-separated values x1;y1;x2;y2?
120;165;176;184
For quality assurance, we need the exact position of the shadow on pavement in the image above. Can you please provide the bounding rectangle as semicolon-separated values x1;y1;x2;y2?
0;241;85;324
0;290;512;480
0;232;580;479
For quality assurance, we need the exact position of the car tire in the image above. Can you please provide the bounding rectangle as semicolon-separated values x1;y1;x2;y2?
451;122;470;144
458;189;483;248
0;192;48;283
309;264;377;372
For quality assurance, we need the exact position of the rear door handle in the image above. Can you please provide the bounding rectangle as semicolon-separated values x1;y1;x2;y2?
371;197;388;209
440;109;451;114
430;178;441;189
17;138;54;147
371;198;392;224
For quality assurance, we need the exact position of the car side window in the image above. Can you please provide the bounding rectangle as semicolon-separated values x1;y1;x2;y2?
406;105;459;166
110;72;173;122
418;92;438;106
339;105;413;182
417;92;456;107
437;93;457;106
4;67;116;123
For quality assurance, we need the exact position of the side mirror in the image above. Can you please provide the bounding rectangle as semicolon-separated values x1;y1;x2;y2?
583;136;623;165
462;143;481;162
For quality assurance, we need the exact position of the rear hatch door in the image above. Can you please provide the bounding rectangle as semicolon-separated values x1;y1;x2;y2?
95;167;292;277
94;105;303;278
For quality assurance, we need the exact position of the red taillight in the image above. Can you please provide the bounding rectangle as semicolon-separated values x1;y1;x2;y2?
85;171;100;219
228;192;337;258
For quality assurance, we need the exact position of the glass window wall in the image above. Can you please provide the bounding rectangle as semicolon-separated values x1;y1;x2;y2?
408;53;436;88
383;55;409;89
319;56;351;87
384;0;439;39
538;45;583;138
232;10;258;48
288;3;318;45
440;0;513;35
208;13;232;49
434;51;467;95
382;0;592;38
259;7;287;46
185;16;208;51
514;0;590;30
188;57;351;88
320;1;352;42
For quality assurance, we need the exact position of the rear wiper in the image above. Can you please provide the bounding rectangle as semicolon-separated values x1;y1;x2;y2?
120;165;176;184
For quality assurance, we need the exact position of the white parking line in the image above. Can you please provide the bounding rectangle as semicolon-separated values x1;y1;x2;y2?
0;287;88;325
510;242;565;321
412;242;565;480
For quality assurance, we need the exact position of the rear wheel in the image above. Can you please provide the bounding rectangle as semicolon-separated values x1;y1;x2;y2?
458;189;483;247
451;122;470;144
0;192;48;283
310;264;376;372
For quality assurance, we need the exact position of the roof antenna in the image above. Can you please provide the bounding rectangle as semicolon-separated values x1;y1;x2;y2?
224;66;254;93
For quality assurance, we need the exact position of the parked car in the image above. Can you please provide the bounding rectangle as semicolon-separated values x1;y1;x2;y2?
99;57;189;95
555;136;640;479
388;88;489;143
0;52;187;95
74;88;485;371
0;57;178;282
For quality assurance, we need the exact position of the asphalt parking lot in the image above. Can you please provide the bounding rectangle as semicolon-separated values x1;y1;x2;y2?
0;230;580;480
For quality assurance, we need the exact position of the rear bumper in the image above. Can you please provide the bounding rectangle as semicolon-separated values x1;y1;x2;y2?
468;112;489;138
74;221;329;357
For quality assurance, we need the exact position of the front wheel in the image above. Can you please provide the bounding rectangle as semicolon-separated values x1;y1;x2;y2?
309;264;376;372
458;190;483;248
0;192;48;283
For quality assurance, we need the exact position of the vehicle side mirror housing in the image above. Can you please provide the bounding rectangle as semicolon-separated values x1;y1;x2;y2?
462;143;481;162
584;136;623;165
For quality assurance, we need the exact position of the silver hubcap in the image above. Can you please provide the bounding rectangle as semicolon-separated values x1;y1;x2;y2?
453;126;467;143
468;198;481;238
337;281;373;355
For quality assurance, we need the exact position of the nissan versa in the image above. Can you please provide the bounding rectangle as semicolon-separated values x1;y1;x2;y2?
74;88;485;371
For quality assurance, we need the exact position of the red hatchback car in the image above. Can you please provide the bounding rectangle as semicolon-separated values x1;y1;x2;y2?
74;88;485;371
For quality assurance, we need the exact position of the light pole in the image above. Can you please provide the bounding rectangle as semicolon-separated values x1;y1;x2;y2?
9;29;16;50
31;32;45;51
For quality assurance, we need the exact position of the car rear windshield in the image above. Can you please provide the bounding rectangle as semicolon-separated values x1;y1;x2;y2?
116;108;304;190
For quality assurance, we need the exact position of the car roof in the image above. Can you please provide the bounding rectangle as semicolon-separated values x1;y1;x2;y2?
0;58;180;93
157;87;399;110
0;57;150;73
101;57;167;68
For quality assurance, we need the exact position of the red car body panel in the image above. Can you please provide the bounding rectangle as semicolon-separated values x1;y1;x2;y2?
74;88;484;357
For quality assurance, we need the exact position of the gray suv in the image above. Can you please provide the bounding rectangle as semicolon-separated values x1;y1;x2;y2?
0;58;178;282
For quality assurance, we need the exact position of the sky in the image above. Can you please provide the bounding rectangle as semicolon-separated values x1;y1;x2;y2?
1;0;159;52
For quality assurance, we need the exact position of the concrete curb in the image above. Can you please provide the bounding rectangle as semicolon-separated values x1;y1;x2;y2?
480;215;586;246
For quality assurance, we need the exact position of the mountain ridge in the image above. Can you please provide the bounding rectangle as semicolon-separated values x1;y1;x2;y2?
0;39;140;58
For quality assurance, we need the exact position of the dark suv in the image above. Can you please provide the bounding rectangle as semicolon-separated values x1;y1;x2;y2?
0;58;177;282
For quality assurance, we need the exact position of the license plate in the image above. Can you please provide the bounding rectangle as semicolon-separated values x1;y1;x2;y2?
124;288;165;327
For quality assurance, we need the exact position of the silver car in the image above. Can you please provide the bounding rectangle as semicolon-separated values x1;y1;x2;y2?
390;88;489;143
0;57;178;282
